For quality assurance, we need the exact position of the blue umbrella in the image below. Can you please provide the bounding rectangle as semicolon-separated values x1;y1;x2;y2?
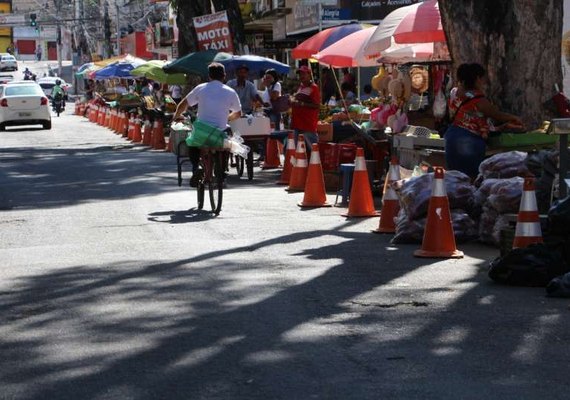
220;55;290;74
95;61;141;79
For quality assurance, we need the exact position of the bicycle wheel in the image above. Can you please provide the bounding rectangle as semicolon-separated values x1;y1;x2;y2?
246;151;254;180
208;152;224;215
236;155;244;177
196;160;206;210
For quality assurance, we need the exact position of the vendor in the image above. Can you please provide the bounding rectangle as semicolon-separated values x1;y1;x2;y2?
445;63;523;178
261;69;282;126
291;65;321;151
227;65;263;115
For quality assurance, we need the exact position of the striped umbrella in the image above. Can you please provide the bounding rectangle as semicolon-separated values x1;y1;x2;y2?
292;23;370;60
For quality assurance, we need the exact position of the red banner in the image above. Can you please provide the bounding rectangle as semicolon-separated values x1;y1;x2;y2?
193;10;234;53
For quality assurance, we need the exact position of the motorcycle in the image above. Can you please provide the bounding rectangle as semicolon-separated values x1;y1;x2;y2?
52;93;64;117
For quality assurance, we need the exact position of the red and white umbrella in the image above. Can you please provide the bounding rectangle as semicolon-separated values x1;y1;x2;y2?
312;27;380;68
363;0;445;57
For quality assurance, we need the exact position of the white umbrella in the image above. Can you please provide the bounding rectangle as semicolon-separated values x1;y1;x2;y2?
378;42;450;64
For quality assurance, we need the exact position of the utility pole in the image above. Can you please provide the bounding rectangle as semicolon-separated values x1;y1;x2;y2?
55;0;63;77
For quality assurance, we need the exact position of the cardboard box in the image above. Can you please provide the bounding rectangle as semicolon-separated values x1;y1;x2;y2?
317;122;333;142
229;116;271;137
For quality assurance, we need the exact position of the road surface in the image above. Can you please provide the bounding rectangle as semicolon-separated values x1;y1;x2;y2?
1;111;569;400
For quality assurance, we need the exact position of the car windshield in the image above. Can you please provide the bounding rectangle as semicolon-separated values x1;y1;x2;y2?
5;86;43;96
2;56;15;61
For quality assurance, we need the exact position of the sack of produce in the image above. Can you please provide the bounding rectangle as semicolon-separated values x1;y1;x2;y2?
477;151;529;181
186;119;226;148
395;170;475;220
392;209;478;244
487;177;524;214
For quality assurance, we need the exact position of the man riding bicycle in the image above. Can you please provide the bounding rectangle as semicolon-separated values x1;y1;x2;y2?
173;63;241;187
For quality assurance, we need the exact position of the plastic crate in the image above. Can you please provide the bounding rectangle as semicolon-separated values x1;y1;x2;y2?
338;143;357;164
319;142;338;171
488;131;557;148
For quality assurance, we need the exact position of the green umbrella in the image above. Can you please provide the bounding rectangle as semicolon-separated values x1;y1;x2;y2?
163;50;232;76
131;60;187;84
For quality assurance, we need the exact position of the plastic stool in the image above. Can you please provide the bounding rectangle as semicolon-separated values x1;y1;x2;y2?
335;163;355;206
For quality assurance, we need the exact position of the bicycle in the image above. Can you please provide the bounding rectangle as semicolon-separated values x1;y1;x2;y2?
195;147;227;216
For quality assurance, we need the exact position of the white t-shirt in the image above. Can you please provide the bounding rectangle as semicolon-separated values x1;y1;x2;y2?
170;85;182;99
262;81;282;107
185;80;241;130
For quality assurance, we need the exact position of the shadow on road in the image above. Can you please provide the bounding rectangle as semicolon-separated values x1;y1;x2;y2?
0;225;567;399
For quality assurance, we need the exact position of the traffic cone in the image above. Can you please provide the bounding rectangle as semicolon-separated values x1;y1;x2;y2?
122;112;130;137
127;114;135;140
262;138;281;169
277;132;296;185
343;148;379;218
414;167;464;258
113;111;120;133
512;176;543;249
79;103;85;117
89;106;96;123
142;117;152;146
104;108;111;128
132;116;142;143
98;107;105;125
373;156;401;233
152;119;166;150
298;143;331;208
286;134;308;192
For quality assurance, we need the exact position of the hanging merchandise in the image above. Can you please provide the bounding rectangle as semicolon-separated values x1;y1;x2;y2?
432;89;447;119
371;66;386;92
410;66;429;94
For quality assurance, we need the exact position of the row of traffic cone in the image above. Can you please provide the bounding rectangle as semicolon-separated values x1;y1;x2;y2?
280;132;542;259
78;104;168;150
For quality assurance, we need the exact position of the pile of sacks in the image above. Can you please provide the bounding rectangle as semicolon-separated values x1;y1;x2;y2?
392;170;478;244
390;151;554;246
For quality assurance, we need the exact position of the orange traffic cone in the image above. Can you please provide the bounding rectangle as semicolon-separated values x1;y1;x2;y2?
104;108;111;128
373;156;401;233
132;117;142;143
286;134;308;192
113;111;121;133
122;113;130;137
277;132;296;185
79;103;85;117
414;167;464;258
142;117;152;146
89;106;96;122
262;138;281;169
127;114;135;140
98;107;105;125
112;109;118;131
152;119;166;150
299;143;331;208
512;176;543;249
343;148;378;218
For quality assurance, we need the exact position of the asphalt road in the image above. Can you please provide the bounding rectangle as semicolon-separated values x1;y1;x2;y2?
1;111;569;400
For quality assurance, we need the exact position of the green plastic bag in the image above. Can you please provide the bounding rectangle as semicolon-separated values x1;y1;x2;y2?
186;119;227;148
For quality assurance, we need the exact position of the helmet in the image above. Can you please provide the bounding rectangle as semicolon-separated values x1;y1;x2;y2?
55;79;61;85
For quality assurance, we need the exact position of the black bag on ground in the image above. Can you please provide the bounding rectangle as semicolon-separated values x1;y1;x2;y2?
488;243;569;287
546;272;570;297
548;196;570;235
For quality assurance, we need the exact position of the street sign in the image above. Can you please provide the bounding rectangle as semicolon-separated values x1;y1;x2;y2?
0;14;25;25
321;7;351;21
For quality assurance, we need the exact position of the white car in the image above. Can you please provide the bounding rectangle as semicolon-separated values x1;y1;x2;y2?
37;77;72;99
0;54;17;71
0;81;51;130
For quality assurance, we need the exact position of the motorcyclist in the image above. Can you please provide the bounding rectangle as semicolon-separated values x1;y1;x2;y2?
52;79;65;111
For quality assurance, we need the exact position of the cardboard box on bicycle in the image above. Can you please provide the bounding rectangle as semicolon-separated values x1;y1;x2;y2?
229;116;271;137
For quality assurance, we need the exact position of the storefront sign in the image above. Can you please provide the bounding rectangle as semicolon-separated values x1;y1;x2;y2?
273;18;286;41
193;10;234;53
321;7;352;21
344;0;419;21
293;2;318;30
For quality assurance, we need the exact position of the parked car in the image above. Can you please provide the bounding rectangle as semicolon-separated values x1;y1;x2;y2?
0;74;14;84
0;54;17;71
0;81;51;130
37;77;72;100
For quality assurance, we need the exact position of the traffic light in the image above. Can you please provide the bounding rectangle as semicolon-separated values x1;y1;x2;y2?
30;13;37;27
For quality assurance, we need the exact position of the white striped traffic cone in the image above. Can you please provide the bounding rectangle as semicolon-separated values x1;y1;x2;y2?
512;176;543;249
373;155;401;233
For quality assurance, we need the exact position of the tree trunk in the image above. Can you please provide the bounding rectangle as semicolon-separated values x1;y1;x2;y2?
212;0;245;53
174;0;245;57
439;0;563;128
